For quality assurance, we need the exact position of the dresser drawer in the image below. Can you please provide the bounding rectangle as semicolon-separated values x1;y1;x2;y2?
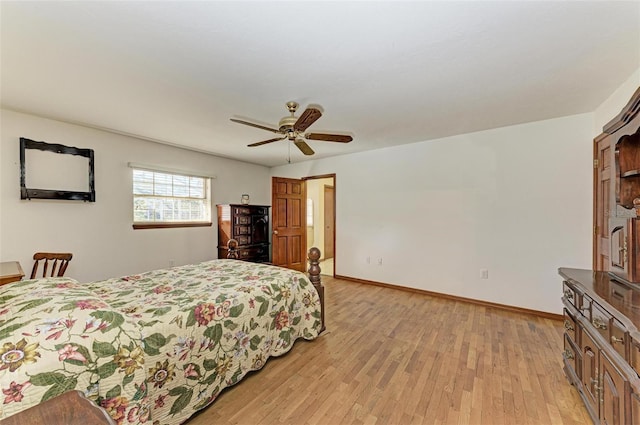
563;281;577;308
563;333;580;378
591;302;612;341
610;279;633;305
235;235;251;245
610;319;628;359
564;308;577;343
578;294;591;320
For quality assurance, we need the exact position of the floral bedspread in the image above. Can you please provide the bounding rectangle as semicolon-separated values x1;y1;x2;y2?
0;260;322;424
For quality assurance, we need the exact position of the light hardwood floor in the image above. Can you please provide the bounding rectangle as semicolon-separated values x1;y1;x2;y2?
187;276;591;425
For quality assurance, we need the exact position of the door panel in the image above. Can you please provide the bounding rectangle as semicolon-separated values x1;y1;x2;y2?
595;134;612;270
275;198;287;227
289;235;303;265
272;177;306;272
271;234;287;265
288;199;302;227
324;185;335;259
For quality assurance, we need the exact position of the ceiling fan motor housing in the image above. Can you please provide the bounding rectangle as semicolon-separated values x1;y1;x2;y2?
279;116;297;134
279;101;299;133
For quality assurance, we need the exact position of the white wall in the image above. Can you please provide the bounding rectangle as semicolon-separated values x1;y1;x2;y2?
271;113;594;314
0;109;271;282
5;72;637;312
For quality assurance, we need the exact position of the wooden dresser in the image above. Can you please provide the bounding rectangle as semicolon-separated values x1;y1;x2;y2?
560;267;640;424
217;204;270;262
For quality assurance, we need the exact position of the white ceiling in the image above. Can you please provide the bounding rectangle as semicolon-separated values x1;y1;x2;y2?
1;1;639;167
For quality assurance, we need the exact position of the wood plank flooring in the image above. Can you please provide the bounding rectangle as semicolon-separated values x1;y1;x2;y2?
187;276;590;425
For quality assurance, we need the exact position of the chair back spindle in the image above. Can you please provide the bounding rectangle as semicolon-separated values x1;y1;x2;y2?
30;252;73;279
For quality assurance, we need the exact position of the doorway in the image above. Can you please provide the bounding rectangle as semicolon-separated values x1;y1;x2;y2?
303;175;336;277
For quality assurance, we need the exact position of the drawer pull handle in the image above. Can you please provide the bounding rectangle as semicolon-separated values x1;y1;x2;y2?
563;349;574;360
563;290;574;300
564;320;574;331
592;317;608;330
611;336;624;344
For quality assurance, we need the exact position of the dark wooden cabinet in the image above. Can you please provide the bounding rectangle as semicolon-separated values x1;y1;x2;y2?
217;204;270;262
560;268;640;424
594;87;640;281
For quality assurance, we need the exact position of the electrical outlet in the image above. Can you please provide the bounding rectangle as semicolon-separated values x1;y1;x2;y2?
169;259;176;267
480;269;489;279
378;258;383;265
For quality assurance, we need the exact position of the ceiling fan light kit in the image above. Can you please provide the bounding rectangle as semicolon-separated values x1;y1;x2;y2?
230;101;353;156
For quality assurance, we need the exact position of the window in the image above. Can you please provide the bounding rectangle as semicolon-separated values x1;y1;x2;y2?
307;198;314;226
132;168;212;229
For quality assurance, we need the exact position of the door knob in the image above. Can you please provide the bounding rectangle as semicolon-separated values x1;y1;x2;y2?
273;230;279;235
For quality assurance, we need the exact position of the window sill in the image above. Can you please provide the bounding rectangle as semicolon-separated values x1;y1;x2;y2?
133;222;212;230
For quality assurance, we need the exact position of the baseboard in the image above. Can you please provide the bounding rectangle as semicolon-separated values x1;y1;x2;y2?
334;274;563;321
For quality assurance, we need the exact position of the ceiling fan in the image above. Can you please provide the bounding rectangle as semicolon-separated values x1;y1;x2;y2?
230;101;353;156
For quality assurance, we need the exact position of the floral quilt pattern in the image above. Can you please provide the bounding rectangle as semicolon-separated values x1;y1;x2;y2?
0;260;322;424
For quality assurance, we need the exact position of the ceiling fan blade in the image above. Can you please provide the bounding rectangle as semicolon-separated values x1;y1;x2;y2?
305;133;353;143
248;136;286;147
294;107;322;132
294;139;315;155
230;118;280;133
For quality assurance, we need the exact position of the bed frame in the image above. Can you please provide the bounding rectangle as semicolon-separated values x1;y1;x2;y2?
227;239;325;332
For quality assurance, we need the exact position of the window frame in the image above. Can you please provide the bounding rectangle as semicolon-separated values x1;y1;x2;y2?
131;167;212;230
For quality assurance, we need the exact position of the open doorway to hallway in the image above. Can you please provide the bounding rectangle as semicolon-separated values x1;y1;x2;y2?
304;175;335;277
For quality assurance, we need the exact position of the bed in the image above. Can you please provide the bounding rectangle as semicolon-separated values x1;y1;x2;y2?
0;247;324;424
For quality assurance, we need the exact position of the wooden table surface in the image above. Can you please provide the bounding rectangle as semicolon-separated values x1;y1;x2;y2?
0;261;24;286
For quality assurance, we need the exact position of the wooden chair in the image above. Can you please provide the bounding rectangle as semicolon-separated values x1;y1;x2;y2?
30;252;73;279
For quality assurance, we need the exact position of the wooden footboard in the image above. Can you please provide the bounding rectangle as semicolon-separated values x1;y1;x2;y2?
227;239;325;332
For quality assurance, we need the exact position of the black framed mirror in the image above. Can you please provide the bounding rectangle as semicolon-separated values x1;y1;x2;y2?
20;137;95;202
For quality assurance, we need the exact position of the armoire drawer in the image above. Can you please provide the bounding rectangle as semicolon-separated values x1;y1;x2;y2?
235;215;251;225
233;207;252;215
234;225;250;236
237;245;270;262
